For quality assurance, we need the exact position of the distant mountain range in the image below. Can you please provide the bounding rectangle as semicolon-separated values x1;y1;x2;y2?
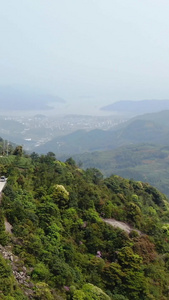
101;100;169;114
34;129;115;154
0;86;65;111
35;110;169;155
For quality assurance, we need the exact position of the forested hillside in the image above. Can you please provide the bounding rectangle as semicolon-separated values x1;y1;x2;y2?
71;144;169;197
0;152;169;299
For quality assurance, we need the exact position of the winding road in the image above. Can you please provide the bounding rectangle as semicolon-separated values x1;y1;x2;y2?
103;218;141;235
0;181;6;192
0;181;7;204
0;179;12;233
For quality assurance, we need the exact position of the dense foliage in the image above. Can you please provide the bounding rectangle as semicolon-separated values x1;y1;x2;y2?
0;152;169;299
70;143;169;197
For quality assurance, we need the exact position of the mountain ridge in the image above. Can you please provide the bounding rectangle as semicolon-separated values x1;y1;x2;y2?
101;100;169;114
34;110;169;155
0;85;65;111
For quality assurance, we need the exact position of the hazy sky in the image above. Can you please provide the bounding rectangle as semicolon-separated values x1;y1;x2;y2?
1;0;169;114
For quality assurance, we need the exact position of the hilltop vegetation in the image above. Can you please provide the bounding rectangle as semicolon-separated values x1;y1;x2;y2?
71;143;169;197
0;151;169;298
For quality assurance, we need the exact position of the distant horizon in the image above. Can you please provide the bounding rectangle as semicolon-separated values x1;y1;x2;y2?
1;84;169;116
1;1;169;114
1;84;169;117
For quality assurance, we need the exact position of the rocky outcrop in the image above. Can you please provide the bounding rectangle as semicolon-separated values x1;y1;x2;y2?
5;219;13;234
0;244;34;298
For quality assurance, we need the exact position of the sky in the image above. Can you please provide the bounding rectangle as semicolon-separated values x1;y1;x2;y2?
1;0;169;115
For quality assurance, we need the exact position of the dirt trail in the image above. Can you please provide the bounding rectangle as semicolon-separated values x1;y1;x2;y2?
103;218;141;235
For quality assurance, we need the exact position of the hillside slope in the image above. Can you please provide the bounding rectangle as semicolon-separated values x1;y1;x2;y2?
71;143;169;197
0;153;169;299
